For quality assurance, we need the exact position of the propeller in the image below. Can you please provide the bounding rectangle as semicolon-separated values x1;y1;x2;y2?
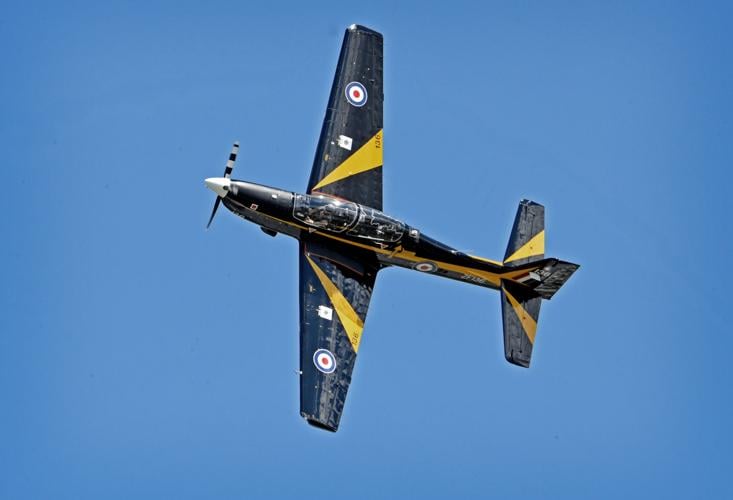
206;141;239;228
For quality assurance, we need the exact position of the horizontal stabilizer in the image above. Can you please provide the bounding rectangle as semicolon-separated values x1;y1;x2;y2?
500;279;541;367
504;200;545;267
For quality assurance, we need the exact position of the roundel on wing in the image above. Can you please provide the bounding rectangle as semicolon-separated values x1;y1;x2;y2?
345;81;368;107
313;349;337;374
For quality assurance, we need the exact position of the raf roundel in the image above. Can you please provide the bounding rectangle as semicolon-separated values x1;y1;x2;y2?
414;261;438;273
345;81;368;107
313;349;337;374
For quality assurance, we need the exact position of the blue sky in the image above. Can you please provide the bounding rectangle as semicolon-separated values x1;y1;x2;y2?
2;1;732;498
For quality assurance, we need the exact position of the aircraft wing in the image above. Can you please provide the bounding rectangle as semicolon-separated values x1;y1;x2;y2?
307;25;383;210
298;239;379;431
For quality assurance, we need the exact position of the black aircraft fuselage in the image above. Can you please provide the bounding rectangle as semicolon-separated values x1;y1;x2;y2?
210;177;535;291
204;24;579;432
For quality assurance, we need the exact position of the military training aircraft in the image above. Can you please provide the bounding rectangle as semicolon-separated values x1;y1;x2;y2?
205;24;579;432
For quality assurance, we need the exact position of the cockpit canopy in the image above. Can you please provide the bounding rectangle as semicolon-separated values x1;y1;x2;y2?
293;194;405;244
293;194;358;232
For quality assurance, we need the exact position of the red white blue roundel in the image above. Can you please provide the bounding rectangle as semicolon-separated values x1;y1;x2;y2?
414;261;438;273
313;349;337;374
345;82;368;107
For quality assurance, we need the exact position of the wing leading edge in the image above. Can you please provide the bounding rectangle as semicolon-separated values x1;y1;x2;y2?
299;239;378;431
307;24;383;210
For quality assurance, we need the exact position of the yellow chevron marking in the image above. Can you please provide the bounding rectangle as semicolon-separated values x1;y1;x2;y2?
306;254;365;352
312;130;383;191
469;254;503;266
502;286;537;344
414;258;502;286
251;212;538;288
504;230;545;264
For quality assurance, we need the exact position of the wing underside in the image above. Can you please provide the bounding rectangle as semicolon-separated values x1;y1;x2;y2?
307;25;383;210
298;239;378;431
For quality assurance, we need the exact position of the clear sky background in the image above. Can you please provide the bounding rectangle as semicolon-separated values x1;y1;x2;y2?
2;1;732;498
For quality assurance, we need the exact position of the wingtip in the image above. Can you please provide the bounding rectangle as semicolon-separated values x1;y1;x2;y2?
505;352;531;368
347;24;383;37
305;418;338;432
519;198;544;208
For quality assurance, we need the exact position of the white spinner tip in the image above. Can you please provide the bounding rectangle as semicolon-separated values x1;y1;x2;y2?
205;177;231;198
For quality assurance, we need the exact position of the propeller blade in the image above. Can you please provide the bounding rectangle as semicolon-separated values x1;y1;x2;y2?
224;141;239;179
206;197;221;229
206;141;239;229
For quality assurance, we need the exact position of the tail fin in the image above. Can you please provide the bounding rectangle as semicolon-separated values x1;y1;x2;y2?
500;280;541;367
504;200;544;267
499;200;579;367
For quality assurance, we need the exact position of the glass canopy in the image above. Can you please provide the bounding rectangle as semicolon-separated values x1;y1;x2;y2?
293;194;405;244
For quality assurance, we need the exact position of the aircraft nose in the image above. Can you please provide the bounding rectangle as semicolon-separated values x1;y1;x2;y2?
205;177;231;198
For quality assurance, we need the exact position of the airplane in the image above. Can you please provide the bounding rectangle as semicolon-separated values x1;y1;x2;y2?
204;24;579;432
